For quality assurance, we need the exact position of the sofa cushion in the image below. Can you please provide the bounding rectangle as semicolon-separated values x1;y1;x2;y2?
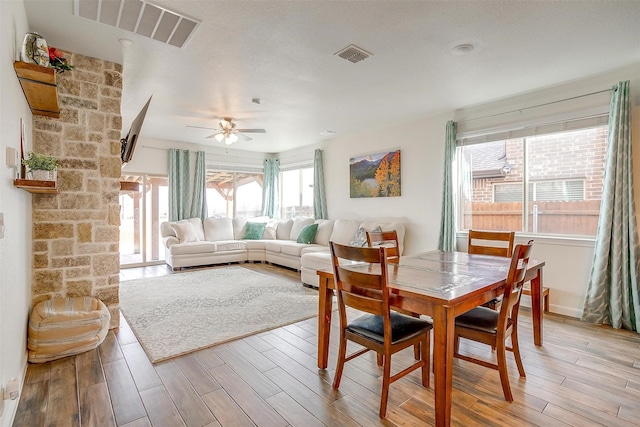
329;219;361;245
244;240;268;250
172;222;200;243
300;251;332;270
276;219;293;240
215;240;246;251
266;241;284;253
204;217;234;241
297;223;318;244
300;246;329;255
169;241;216;255
313;219;335;245
162;218;205;241
280;241;318;257
243;222;267;240
290;218;314;240
232;217;248;240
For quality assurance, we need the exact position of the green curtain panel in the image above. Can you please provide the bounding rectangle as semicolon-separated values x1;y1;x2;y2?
261;158;279;217
168;148;191;221
582;81;640;332
314;149;328;219
438;120;457;251
190;151;208;221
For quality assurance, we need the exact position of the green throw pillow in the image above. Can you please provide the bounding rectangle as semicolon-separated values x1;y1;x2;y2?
243;222;267;240
296;223;318;244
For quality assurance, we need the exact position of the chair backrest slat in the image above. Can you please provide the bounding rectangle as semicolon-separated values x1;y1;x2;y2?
468;230;515;258
330;241;390;317
367;230;400;263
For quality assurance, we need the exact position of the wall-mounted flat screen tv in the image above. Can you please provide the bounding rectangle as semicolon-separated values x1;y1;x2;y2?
121;95;152;166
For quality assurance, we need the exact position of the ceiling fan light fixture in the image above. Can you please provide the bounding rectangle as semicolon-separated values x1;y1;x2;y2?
214;133;225;143
226;133;238;144
220;118;235;130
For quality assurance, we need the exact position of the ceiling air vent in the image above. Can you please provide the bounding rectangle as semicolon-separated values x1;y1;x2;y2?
74;0;200;48
334;44;372;63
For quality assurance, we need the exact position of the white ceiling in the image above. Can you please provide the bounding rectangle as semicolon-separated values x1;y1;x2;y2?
23;0;640;153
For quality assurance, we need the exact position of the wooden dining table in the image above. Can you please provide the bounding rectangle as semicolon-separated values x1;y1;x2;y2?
316;250;545;427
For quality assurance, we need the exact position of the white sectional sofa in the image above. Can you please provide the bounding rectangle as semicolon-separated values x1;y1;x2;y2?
160;216;405;287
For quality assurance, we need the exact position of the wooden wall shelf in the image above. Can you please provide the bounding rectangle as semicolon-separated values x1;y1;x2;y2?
120;181;141;192
14;179;59;194
14;61;60;118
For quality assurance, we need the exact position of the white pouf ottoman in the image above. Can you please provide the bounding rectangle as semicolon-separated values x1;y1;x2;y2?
27;296;110;363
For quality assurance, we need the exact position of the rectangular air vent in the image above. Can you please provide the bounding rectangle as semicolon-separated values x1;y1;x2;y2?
74;0;200;48
334;44;372;63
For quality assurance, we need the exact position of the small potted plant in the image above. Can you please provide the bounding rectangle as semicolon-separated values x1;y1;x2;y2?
22;151;60;181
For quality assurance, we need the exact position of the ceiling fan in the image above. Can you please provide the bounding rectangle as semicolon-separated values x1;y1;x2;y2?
187;118;266;145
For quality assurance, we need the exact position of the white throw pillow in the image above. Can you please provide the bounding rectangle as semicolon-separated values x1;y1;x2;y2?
276;219;293;240
263;221;277;239
171;222;200;243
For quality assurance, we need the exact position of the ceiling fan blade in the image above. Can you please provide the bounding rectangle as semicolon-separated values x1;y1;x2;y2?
236;129;266;133
237;133;253;142
187;125;219;130
205;131;223;138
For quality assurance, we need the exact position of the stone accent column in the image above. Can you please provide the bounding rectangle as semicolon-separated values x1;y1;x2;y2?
31;52;122;328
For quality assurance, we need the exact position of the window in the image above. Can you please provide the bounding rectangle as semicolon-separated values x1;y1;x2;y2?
458;124;608;237
494;180;585;202
120;174;169;266
280;167;313;219
205;170;263;218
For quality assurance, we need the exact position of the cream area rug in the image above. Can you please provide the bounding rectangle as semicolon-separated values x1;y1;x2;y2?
119;266;319;363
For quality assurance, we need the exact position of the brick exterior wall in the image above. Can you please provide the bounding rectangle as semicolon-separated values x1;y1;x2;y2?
31;52;122;328
469;127;608;203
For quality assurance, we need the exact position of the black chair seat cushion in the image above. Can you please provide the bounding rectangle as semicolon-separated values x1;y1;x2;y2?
456;306;502;334
347;312;432;344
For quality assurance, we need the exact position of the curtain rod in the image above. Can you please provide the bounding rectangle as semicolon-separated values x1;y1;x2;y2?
457;88;611;124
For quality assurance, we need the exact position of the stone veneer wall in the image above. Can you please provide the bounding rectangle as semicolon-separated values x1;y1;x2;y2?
31;52;122;328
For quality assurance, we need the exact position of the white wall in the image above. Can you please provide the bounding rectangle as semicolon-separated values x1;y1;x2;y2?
0;1;33;425
322;113;451;255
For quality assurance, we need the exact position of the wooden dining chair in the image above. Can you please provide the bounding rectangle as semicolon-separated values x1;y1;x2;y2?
367;229;421;360
468;229;516;310
366;230;400;263
453;240;533;402
329;241;432;418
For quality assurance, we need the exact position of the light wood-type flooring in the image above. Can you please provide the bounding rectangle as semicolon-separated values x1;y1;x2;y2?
13;262;640;426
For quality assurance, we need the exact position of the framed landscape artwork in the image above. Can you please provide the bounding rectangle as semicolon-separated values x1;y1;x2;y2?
350;150;401;198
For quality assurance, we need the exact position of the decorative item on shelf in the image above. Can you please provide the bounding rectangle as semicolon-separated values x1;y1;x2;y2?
22;151;59;181
21;32;50;67
48;47;73;73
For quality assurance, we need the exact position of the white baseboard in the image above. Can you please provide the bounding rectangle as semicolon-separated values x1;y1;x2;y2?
1;358;28;427
521;299;582;319
548;304;582;319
